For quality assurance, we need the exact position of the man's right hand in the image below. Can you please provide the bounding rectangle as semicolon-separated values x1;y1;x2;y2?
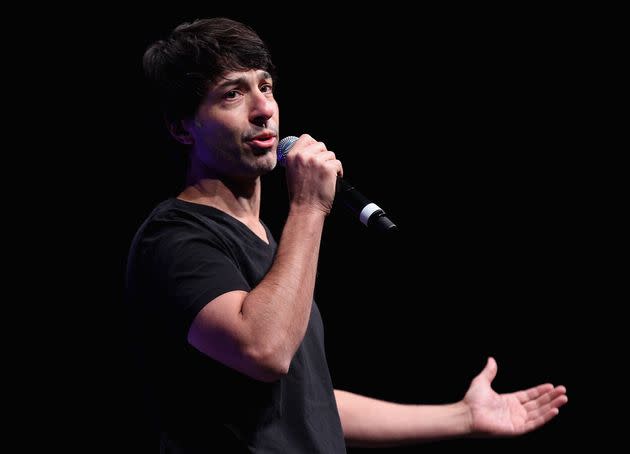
282;134;343;215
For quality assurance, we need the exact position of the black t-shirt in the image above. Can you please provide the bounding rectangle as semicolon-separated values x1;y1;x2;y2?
126;198;346;453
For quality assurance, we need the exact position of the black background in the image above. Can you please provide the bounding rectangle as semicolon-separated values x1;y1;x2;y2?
65;6;596;452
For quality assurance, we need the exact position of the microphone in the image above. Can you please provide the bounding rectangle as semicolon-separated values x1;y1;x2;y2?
277;136;397;233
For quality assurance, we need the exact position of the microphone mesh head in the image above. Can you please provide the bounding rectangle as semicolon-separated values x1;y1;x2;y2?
277;136;299;166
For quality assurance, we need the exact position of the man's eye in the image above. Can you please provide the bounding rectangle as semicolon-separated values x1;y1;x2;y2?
260;84;273;93
224;90;240;99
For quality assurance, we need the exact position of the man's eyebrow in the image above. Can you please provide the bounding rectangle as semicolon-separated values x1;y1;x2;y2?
214;71;273;89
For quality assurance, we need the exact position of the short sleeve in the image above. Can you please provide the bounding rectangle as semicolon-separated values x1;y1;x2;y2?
148;222;251;335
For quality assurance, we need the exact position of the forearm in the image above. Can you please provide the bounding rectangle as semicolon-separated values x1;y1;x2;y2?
334;389;472;447
241;206;325;368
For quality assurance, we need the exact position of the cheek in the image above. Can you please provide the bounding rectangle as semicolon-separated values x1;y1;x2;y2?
202;125;234;148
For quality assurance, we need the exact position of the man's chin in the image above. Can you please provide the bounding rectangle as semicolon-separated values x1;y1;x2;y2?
251;147;271;157
251;153;277;174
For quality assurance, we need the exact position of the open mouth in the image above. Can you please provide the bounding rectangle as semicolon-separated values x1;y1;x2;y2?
247;135;276;149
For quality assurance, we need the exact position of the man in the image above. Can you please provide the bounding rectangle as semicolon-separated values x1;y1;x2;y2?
126;17;567;452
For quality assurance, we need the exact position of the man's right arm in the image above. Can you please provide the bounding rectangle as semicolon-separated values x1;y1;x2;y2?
188;135;342;382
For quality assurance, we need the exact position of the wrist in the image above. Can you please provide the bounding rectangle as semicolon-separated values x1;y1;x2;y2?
454;400;474;437
288;203;329;219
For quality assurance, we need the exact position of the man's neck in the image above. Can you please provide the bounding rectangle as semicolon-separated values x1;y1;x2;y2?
178;177;261;222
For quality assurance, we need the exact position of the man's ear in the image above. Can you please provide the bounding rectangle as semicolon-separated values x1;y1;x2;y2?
167;119;194;145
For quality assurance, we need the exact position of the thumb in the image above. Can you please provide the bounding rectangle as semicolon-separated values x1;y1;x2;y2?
481;356;498;383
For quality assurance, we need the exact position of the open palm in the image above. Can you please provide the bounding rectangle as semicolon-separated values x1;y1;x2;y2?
463;357;568;436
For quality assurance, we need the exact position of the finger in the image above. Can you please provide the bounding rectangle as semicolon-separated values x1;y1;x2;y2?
514;383;555;404
522;407;561;433
335;160;343;177
480;357;497;382
301;141;330;162
312;141;328;153
289;141;330;167
523;386;567;410
324;159;343;178
316;151;342;176
299;134;316;145
526;394;569;419
283;134;317;162
293;134;318;151
315;150;337;162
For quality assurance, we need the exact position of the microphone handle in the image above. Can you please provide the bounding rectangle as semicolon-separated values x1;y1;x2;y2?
336;177;397;233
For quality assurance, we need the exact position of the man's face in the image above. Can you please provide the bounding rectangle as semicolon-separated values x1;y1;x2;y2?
184;69;280;179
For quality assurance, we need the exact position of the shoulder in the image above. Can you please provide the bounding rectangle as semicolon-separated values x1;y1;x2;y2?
129;199;219;259
140;198;226;240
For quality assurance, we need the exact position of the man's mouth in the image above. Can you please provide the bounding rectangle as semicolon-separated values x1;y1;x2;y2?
246;132;277;149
